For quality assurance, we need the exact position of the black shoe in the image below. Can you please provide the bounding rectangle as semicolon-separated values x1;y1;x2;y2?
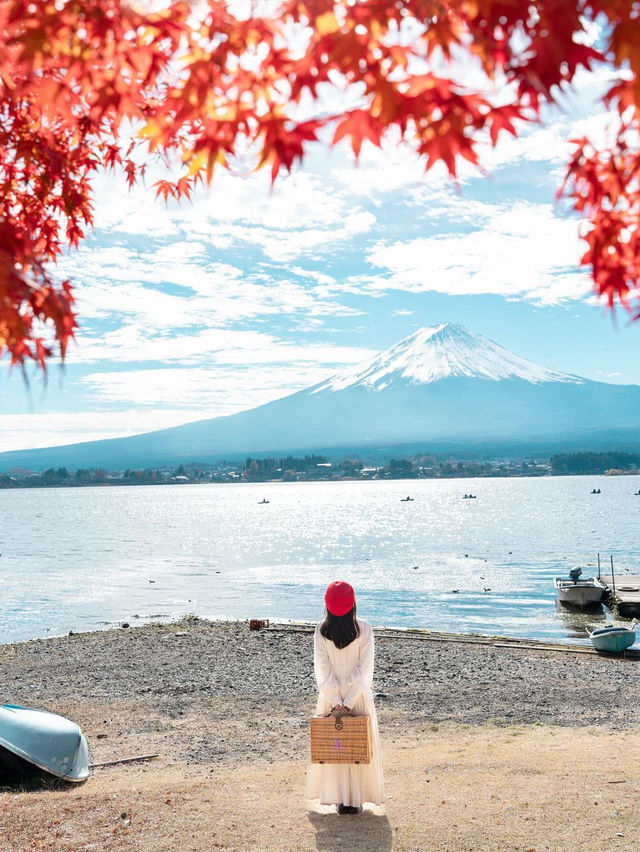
338;804;362;815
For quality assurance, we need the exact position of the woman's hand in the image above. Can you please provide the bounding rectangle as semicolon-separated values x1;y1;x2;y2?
331;704;351;715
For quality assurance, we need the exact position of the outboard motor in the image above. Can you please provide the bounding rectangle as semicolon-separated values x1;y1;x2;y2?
569;567;582;583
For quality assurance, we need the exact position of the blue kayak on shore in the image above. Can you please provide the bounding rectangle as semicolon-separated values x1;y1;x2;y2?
0;704;89;782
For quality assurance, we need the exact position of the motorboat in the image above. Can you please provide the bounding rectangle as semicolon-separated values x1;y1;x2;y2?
400;496;414;502
554;567;605;609
258;499;270;504
0;704;89;782
587;621;637;654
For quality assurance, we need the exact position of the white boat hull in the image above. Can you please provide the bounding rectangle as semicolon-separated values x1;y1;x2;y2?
554;577;605;608
0;704;89;782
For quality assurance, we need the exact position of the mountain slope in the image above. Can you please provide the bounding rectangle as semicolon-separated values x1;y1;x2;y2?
2;323;640;470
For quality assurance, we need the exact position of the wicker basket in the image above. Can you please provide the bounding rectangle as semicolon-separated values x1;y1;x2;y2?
309;715;371;764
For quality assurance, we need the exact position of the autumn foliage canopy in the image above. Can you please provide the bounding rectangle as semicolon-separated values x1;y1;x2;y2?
1;0;639;371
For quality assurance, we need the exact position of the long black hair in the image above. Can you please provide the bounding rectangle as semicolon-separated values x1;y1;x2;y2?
320;604;360;649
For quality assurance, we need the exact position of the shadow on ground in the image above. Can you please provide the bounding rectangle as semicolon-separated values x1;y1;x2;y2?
307;810;392;851
0;747;74;793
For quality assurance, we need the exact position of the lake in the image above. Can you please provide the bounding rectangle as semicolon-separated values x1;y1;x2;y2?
2;476;639;645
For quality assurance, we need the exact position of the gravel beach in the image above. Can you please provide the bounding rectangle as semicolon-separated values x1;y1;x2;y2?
2;618;640;850
3;618;640;745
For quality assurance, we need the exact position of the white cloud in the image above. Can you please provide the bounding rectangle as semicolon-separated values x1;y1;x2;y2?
0;409;202;453
90;163;356;237
58;246;361;354
74;327;375;368
81;366;319;409
331;135;430;198
362;202;592;304
186;209;377;263
81;341;377;409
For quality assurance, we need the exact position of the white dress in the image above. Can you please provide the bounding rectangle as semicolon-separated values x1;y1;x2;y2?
306;618;384;807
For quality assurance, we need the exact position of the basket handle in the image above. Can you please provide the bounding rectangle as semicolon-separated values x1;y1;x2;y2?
329;707;351;730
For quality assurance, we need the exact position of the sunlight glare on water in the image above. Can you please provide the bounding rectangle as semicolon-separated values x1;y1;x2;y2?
1;476;639;644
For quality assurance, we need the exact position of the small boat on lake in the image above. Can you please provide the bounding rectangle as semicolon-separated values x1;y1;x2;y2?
258;498;270;504
554;567;605;609
587;621;637;654
0;704;89;782
400;496;414;502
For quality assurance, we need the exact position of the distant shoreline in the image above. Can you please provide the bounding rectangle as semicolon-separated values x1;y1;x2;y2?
3;449;640;488
2;469;640;490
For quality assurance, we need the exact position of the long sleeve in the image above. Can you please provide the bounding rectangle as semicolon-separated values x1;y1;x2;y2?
313;625;341;708
342;623;374;709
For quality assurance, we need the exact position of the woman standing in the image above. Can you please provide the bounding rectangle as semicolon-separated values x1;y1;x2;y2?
306;580;384;814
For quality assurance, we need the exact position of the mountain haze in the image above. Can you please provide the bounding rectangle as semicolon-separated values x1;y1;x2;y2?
2;323;640;470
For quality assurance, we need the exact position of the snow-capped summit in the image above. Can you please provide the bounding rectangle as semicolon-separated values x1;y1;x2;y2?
313;323;583;393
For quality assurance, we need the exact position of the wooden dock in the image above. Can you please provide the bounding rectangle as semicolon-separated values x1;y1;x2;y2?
601;574;640;618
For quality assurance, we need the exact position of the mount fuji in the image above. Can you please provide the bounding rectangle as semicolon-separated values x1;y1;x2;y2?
2;323;640;470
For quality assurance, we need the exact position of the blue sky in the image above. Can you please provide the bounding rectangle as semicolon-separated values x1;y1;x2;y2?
1;64;639;453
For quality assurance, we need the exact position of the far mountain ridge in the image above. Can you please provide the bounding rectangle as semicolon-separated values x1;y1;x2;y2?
1;323;640;471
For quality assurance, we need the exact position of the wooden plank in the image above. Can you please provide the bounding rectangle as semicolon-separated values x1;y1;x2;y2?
266;623;640;658
602;574;640;593
266;623;599;656
90;754;159;769
492;642;596;655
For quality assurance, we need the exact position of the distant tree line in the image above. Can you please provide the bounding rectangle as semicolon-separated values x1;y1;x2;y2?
0;464;215;488
241;455;549;480
550;452;640;475
243;455;330;481
4;451;640;489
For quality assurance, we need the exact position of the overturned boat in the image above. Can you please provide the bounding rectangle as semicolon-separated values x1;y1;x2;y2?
587;621;637;655
0;704;89;782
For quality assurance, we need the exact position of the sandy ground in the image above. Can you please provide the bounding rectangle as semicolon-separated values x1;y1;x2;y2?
3;727;638;851
2;619;639;850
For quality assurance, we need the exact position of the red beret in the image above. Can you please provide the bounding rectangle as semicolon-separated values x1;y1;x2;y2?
325;581;355;616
